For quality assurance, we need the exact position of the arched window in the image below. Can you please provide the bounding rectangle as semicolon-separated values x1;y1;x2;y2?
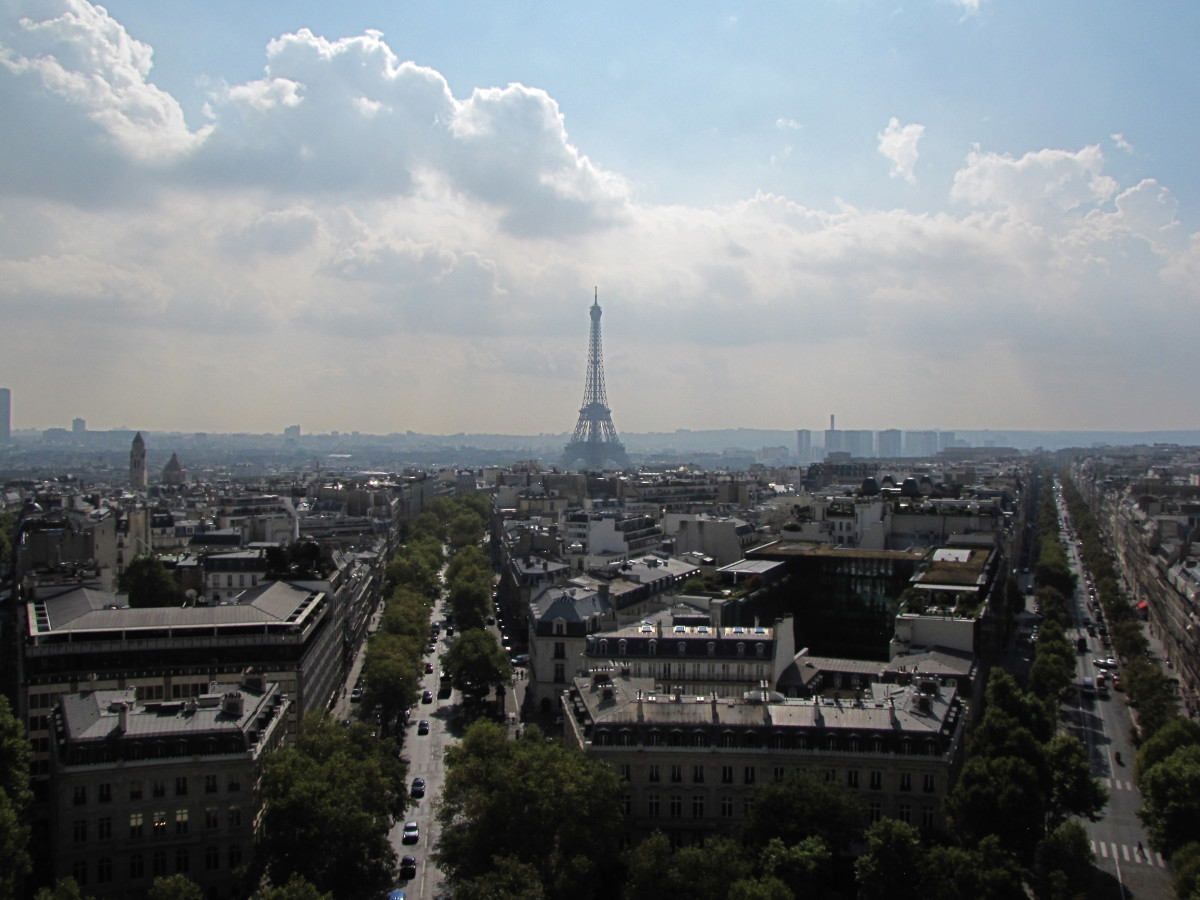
618;639;627;656
648;640;657;656
707;642;716;656
598;639;609;656
737;643;746;657
756;643;765;657
677;642;687;655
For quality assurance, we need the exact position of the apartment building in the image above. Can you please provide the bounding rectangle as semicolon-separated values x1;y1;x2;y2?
48;677;288;898
563;670;966;846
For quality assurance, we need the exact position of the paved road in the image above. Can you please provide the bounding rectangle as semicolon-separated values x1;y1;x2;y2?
1054;487;1173;900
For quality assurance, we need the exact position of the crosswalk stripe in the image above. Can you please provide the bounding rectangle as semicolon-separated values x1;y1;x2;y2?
1098;842;1108;858
1121;843;1130;861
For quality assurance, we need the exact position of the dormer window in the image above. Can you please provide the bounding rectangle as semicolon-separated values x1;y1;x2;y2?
707;642;716;657
677;642;687;655
618;639;627;656
598;640;609;656
648;640;657;656
737;643;746;657
756;644;765;658
554;620;566;636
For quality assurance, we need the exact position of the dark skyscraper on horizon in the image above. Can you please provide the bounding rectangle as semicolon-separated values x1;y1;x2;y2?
563;291;628;471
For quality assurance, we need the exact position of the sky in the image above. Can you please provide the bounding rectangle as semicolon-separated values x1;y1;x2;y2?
1;0;1198;437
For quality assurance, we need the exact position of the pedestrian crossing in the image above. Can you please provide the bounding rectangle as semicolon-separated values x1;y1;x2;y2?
1104;778;1136;792
1091;841;1167;867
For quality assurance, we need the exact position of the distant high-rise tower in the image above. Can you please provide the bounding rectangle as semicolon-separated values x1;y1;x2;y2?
0;388;9;443
563;290;628;470
130;432;147;489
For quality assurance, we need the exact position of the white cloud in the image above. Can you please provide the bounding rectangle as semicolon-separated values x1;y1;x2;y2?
775;117;801;130
877;117;924;183
1;3;1199;434
1111;132;1134;153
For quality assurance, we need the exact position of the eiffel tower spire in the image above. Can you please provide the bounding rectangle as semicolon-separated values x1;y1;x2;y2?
563;289;628;470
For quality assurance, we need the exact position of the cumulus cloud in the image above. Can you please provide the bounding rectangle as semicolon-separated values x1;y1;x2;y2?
1;2;1199;434
1111;132;1134;153
877;117;924;183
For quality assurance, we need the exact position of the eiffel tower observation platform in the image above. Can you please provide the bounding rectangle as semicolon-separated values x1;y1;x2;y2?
563;292;628;471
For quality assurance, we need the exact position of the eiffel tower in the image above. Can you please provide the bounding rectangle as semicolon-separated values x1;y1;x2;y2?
563;290;628;470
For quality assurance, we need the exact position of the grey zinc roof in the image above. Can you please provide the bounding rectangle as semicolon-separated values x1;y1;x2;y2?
28;580;323;636
59;687;272;741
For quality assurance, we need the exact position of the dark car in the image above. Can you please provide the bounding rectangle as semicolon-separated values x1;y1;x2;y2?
402;821;419;844
421;690;433;704
400;856;417;880
417;720;430;735
424;662;434;674
410;777;425;798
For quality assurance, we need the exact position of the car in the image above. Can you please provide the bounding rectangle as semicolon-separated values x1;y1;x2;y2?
410;777;426;798
399;856;418;880
421;690;433;703
1106;657;1118;669
388;891;407;900
486;616;495;625
424;662;434;674
402;822;419;844
417;720;430;735
350;688;363;702
511;653;529;666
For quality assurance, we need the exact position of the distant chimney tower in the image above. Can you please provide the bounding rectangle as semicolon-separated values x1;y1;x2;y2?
130;432;147;490
830;414;835;430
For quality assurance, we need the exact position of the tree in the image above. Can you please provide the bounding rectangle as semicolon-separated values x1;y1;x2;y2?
1137;717;1200;785
855;819;924;900
119;556;181;607
944;754;1046;862
249;874;333;900
0;696;32;900
148;874;204;900
1171;842;1200;900
758;836;832;898
982;669;1054;743
360;633;421;730
1033;821;1093;900
920;838;1025;900
33;879;87;900
1043;733;1107;829
437;722;624;900
448;511;486;549
739;771;864;853
255;714;405;900
1138;744;1200;856
444;628;512;698
454;855;546;900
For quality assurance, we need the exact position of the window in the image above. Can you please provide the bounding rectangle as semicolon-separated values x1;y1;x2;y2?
152;850;167;877
670;764;683;783
205;808;220;829
129;780;143;801
869;771;883;790
97;857;112;884
98;783;112;803
598;640;608;655
721;765;734;785
153;811;168;838
648;765;660;783
152;780;166;799
175;848;190;874
669;795;682;819
553;642;566;660
129;812;144;839
721;796;734;818
176;809;189;835
98;816;112;840
898;803;911;824
823;768;836;784
73;819;88;843
921;806;936;830
692;796;705;819
227;777;241;793
868;801;882;823
228;845;243;869
743;766;756;786
71;860;88;886
677;642;686;655
129;853;144;880
205;774;218;794
774;767;787;783
618;764;630;782
647;795;660;818
73;786;87;806
175;776;188;796
553;664;565;683
205;845;220;871
228;806;242;829
621;794;631;816
923;774;936;793
899;773;912;792
846;770;860;789
693;765;705;784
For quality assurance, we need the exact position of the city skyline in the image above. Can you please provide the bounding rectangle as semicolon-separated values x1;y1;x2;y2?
2;1;1199;435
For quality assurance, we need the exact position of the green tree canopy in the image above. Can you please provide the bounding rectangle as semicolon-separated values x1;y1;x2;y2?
119;556;181;607
1137;716;1200;785
920;837;1026;900
944;754;1046;862
437;722;624;900
248;874;333;900
855;819;924;900
1044;733;1107;829
255;714;405;900
1138;743;1200;856
0;695;32;900
739;770;864;853
1033;821;1094;900
444;628;512;697
147;874;204;900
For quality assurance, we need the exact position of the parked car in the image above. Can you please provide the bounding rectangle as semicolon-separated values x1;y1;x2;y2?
417;720;430;735
410;777;425;798
421;690;433;704
424;662;434;674
402;822;419;844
